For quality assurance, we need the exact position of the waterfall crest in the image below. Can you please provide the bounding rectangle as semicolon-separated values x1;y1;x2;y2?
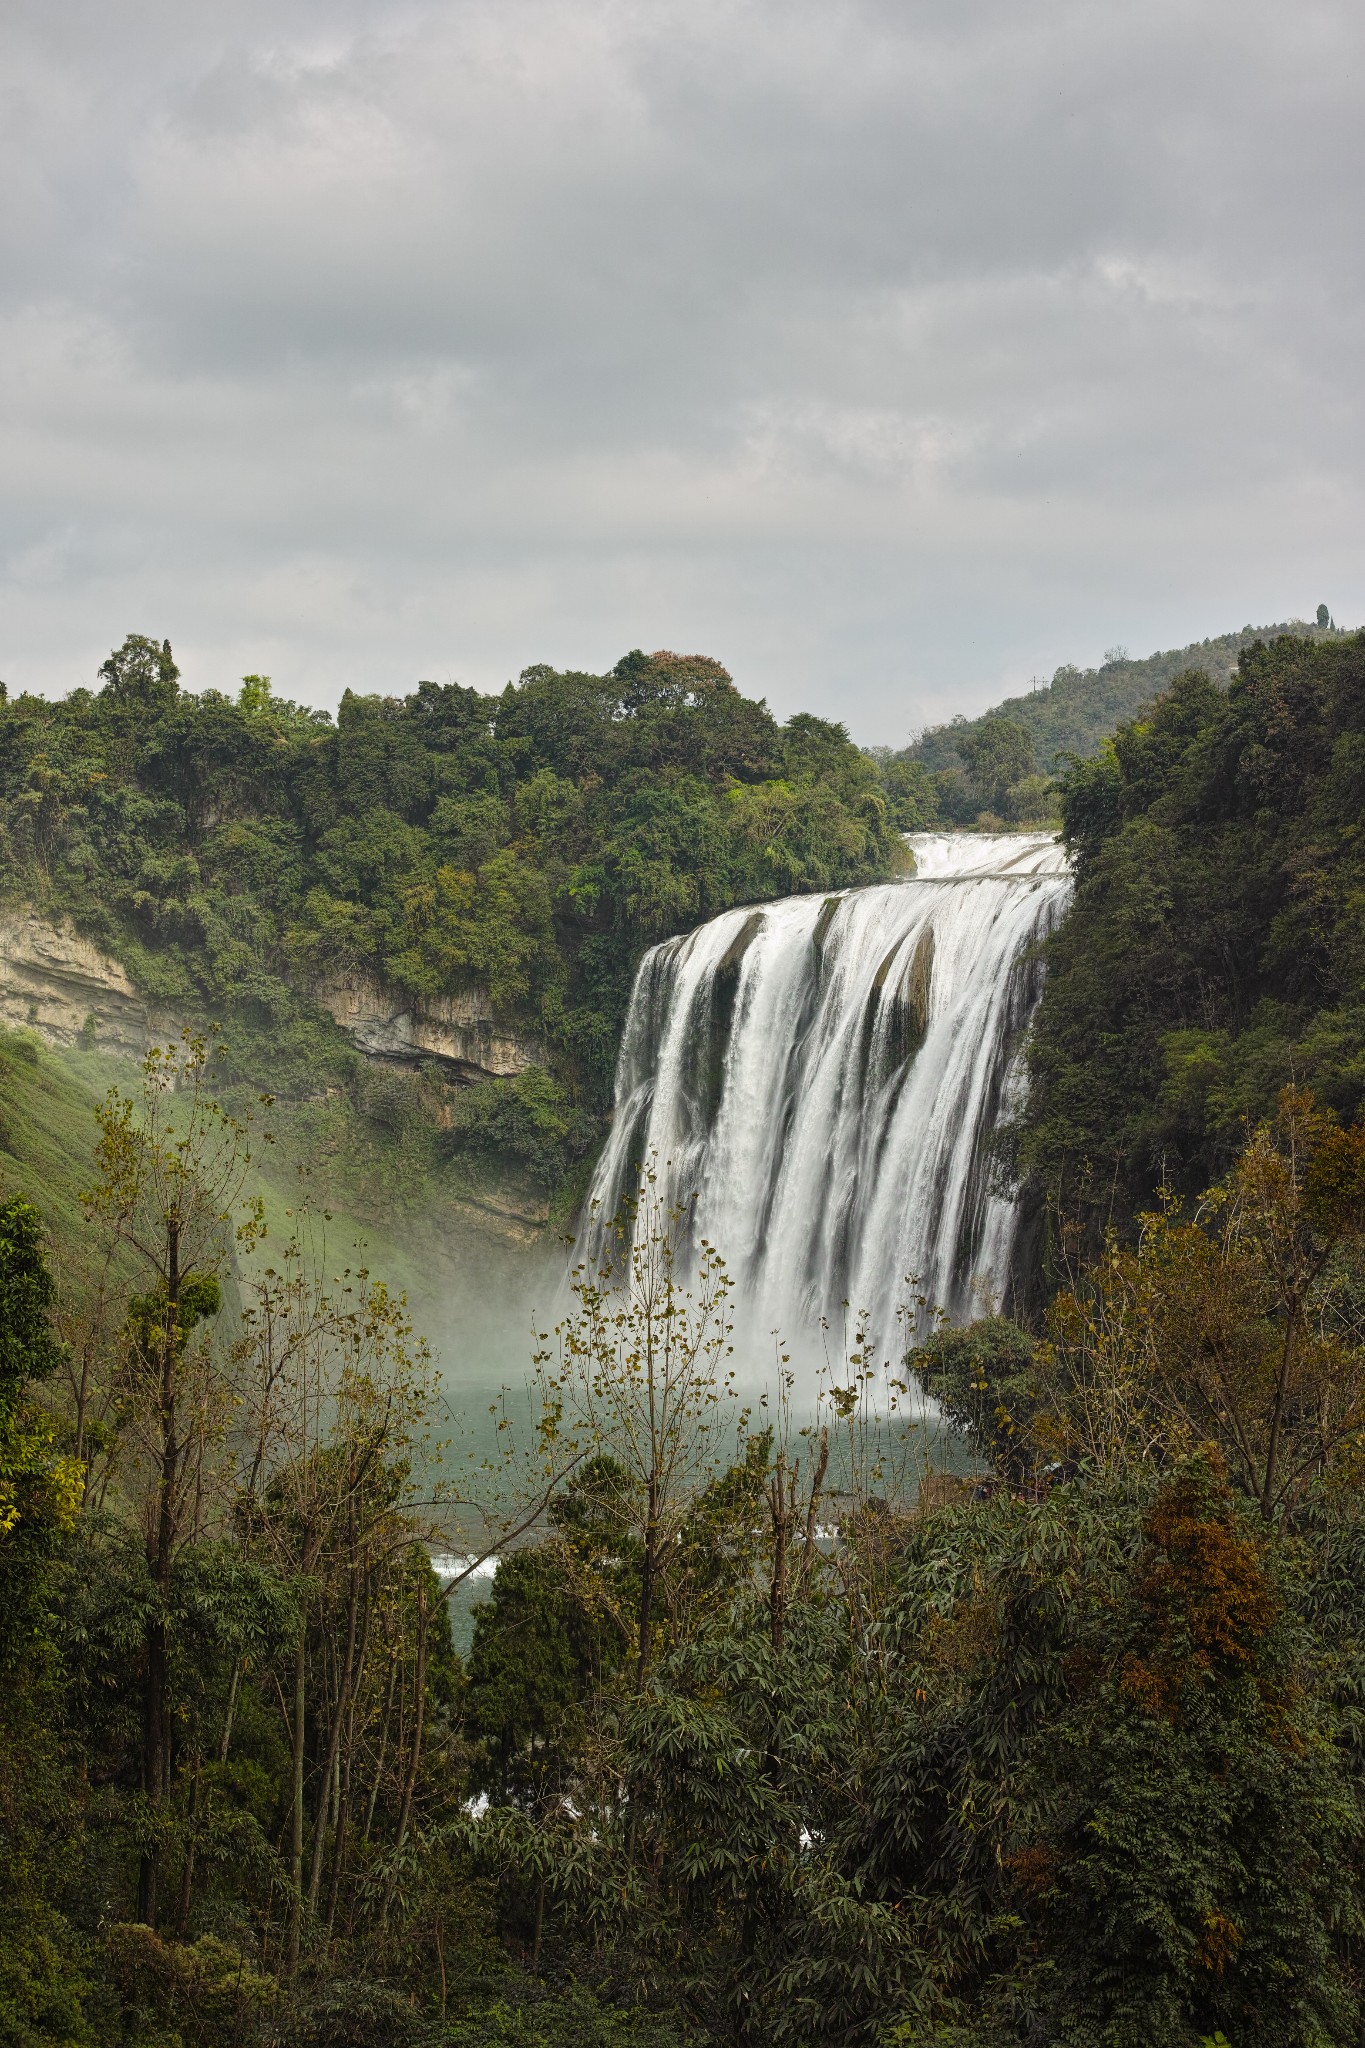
577;831;1072;1365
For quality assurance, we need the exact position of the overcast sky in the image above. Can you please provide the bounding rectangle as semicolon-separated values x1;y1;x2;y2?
3;0;1362;742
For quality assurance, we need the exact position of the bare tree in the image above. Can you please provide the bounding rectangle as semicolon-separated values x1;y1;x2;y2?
540;1172;741;1683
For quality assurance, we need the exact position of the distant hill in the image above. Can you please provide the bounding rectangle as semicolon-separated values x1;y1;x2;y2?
909;615;1352;774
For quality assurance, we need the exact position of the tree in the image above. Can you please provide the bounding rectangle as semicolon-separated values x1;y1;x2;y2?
541;1179;741;1683
0;1196;92;2046
81;1031;263;1927
230;1214;437;1971
956;716;1035;815
1032;1090;1365;1514
0;1193;83;1647
906;1315;1040;1487
97;633;180;713
238;673;272;716
1016;632;1365;1238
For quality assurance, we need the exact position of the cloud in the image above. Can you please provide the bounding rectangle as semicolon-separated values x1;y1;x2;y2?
2;0;1363;738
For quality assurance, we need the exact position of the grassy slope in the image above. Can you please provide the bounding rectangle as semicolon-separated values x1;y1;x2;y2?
0;1031;131;1299
0;1031;555;1409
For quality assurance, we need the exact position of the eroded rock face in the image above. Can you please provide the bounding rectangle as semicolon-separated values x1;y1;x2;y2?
315;971;544;1081
0;907;543;1088
0;911;155;1055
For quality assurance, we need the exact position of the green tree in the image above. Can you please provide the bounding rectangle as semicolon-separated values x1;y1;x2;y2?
956;715;1035;815
0;1194;78;1578
541;1185;740;1683
98;633;180;714
906;1315;1039;1487
82;1032;262;1927
1017;631;1365;1240
0;1195;92;2048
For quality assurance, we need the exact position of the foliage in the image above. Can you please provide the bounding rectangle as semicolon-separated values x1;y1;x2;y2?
867;618;1355;834
907;615;1352;776
538;1183;747;1683
906;1316;1039;1486
0;1193;94;2048
0;639;901;1115
0;1193;81;1578
443;1072;598;1191
955;719;1036;815
1015;628;1365;1238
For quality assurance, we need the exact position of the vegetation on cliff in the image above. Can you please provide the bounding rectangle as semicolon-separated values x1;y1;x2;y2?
0;638;902;1118
1015;626;1365;1238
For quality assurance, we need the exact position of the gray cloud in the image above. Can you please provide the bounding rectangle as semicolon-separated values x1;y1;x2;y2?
3;0;1362;737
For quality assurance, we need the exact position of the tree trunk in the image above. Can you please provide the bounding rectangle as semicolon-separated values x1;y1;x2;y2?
1262;1300;1300;1520
220;1658;242;1765
287;1626;307;1976
328;1580;370;1936
798;1429;829;1594
382;1584;428;1928
174;1760;202;1937
636;1473;660;1685
138;1224;182;1928
768;1453;790;1655
308;1559;360;1915
363;1648;399;1847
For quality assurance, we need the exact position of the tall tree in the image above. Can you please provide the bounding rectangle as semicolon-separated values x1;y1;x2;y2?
82;1032;262;1927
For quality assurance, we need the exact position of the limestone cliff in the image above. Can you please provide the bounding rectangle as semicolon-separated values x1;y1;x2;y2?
0;911;158;1055
0;908;543;1086
314;970;544;1081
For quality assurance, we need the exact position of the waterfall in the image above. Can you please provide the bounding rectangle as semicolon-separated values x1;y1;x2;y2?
577;831;1072;1371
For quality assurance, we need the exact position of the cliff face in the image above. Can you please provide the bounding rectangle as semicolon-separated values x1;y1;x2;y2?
314;971;544;1081
0;911;159;1056
0;909;544;1086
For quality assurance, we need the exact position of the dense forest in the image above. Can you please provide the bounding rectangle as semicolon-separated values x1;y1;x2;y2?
1014;626;1365;1238
5;1024;1365;2048
4;627;1365;2047
0;636;901;1177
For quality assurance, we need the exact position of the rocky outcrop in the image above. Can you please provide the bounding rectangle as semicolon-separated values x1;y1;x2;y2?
0;910;158;1056
315;970;544;1082
0;907;543;1089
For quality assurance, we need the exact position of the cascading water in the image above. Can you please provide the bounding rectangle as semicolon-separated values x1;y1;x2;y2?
577;831;1072;1370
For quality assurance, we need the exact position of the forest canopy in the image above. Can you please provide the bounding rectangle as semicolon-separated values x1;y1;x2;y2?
4;1040;1365;2048
0;639;902;1105
1014;626;1365;1239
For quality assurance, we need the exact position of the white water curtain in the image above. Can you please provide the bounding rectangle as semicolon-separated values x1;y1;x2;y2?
577;833;1072;1375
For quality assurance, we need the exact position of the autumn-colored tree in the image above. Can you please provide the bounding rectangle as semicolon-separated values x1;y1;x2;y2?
1035;1088;1365;1514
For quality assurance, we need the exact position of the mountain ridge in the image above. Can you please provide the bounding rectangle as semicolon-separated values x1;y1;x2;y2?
906;613;1351;774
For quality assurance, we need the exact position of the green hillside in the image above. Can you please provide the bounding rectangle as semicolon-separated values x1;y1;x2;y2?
0;1027;552;1411
0;638;901;1112
909;612;1350;774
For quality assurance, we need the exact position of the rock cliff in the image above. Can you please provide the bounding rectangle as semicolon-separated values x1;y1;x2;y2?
314;970;544;1081
0;909;544;1086
0;911;158;1055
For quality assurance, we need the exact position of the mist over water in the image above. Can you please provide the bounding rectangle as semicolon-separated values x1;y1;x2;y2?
577;833;1072;1386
